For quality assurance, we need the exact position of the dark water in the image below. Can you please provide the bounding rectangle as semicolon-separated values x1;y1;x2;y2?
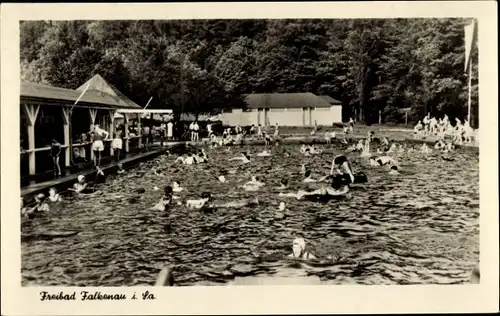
21;143;479;286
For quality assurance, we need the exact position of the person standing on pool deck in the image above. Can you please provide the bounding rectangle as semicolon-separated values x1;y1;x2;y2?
330;154;355;184
92;125;109;168
348;117;354;133
193;121;200;142
142;125;151;151
50;138;62;177
112;127;123;161
167;120;174;141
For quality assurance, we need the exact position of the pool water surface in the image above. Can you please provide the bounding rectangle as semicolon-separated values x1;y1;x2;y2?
21;143;479;286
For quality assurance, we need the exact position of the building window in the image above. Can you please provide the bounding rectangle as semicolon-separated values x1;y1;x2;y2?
224;109;233;113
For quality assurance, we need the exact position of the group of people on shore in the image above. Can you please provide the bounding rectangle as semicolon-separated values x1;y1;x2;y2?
413;113;475;145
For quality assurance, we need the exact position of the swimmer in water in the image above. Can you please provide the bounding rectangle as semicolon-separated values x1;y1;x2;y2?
48;187;62;203
218;175;227;183
330;154;355;184
369;156;399;169
117;163;126;174
186;192;212;210
296;180;349;200
434;139;445;150
420;143;432;153
388;165;400;175
151;187;173;211
288;238;316;260
70;175;89;194
355;140;364;152
212;197;260;209
303;170;330;183
387;142;398;153
280;179;349;200
242;176;265;191
257;149;272;157
23;193;50;218
229;152;251;164
300;144;308;154
381;137;389;147
309;145;323;155
172;181;184;193
277;178;289;190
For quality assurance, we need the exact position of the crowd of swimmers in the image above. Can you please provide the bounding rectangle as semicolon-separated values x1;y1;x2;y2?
21;118;478;284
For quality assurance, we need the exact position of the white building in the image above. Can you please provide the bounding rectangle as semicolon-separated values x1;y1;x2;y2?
221;93;342;127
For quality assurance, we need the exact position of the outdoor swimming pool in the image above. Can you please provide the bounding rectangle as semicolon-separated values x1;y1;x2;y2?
21;142;479;286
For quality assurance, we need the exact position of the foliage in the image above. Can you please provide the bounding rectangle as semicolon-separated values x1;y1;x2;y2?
20;18;479;126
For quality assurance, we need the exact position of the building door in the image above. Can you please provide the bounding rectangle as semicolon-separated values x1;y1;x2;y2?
302;107;308;126
310;107;315;126
258;108;263;126
264;108;270;126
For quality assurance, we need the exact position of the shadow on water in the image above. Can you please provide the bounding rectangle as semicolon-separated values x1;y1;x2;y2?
21;143;479;286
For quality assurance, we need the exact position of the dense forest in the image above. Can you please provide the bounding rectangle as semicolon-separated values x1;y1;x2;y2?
20;19;478;126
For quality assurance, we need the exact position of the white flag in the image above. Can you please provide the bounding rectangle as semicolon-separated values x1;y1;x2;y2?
464;19;478;73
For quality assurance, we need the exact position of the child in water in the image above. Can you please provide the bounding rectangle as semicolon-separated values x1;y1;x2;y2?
151;186;173;211
48;187;62;203
288;238;316;260
117;164;126;174
22;193;50;218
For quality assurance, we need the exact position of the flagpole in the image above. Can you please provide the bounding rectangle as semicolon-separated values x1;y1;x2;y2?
144;97;153;109
467;62;472;125
68;83;91;166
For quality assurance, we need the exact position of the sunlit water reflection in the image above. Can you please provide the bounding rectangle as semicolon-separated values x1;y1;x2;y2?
21;143;479;286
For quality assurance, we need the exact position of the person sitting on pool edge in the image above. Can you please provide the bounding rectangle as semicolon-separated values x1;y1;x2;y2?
330;154;356;184
288;238;316;260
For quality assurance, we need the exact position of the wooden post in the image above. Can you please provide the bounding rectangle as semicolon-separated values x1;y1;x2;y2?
378;110;382;125
109;110;115;156
61;107;71;167
124;114;130;152
138;115;142;148
89;108;97;160
22;104;39;176
405;112;408;126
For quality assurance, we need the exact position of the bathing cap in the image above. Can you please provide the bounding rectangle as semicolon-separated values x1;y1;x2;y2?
77;175;85;182
37;193;45;199
293;238;306;251
201;192;211;200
